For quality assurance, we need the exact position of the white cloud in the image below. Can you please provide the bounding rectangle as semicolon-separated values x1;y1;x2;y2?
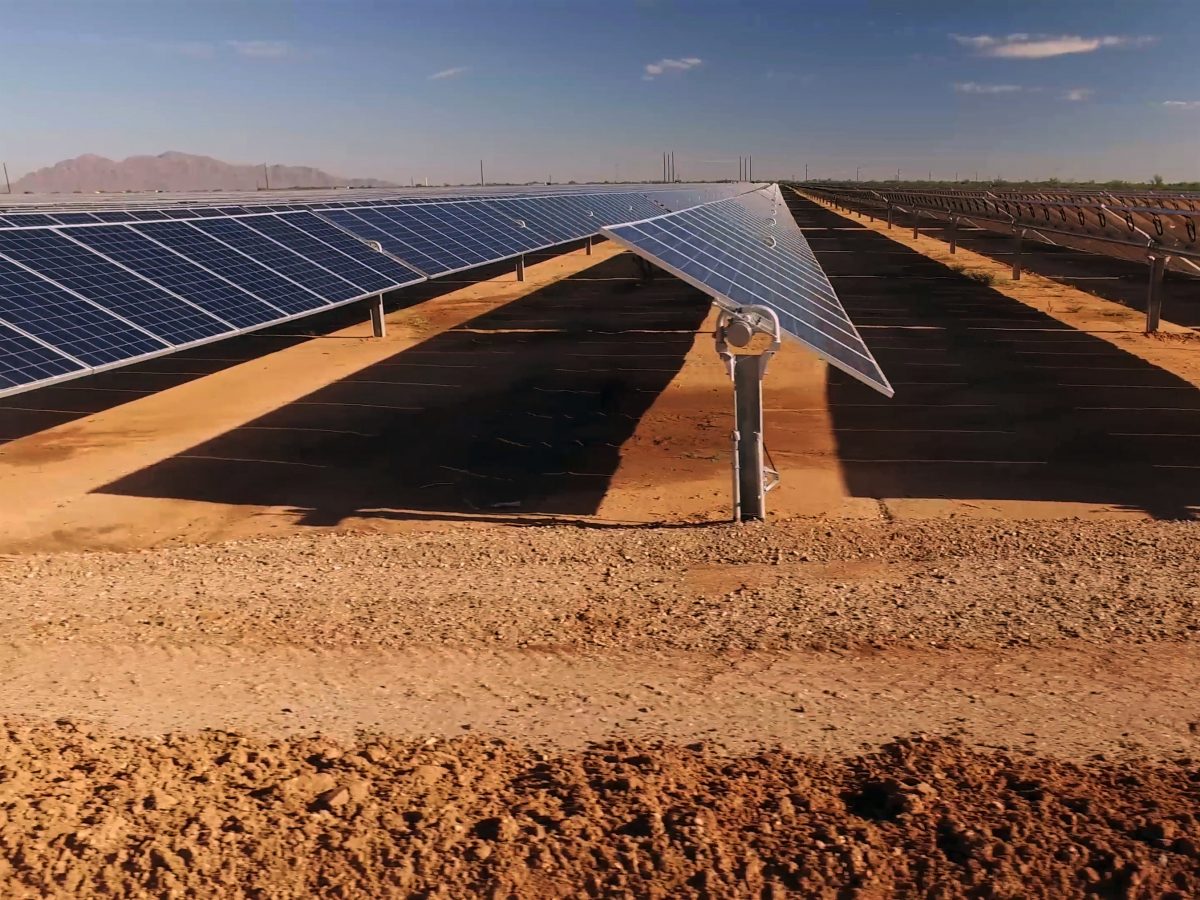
1062;88;1093;102
954;82;1023;95
1163;100;1200;110
226;40;294;60
429;66;470;80
950;33;1154;59
643;56;703;80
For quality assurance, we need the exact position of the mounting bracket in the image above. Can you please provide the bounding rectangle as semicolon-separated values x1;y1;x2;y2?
714;305;783;522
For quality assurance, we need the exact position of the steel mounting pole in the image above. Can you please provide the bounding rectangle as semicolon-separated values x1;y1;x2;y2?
1012;228;1025;280
912;208;920;239
1146;254;1169;333
886;203;894;229
949;217;958;254
715;307;782;522
515;254;526;282
369;294;386;337
585;235;593;256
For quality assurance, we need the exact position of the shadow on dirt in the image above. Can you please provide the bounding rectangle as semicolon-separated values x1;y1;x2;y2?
790;195;1200;520
95;253;712;522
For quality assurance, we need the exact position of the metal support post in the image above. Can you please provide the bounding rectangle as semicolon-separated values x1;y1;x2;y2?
949;217;958;254
912;209;920;239
585;235;593;256
1146;254;1169;333
368;293;386;338
516;254;526;282
715;307;782;522
1012;229;1025;281
886;204;893;229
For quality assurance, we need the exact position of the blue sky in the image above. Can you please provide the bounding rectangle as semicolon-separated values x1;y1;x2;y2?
1;0;1197;184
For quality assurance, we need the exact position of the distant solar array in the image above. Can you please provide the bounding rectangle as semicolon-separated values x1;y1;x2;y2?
603;184;892;396
0;183;753;396
800;184;1200;275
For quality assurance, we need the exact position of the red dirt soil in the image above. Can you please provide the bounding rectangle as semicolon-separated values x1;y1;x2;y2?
3;723;1198;899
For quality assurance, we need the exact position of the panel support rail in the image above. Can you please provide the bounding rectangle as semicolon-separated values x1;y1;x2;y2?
715;305;782;522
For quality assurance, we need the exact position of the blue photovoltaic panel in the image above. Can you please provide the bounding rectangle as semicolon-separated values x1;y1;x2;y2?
464;200;558;246
0;320;86;390
0;230;229;346
65;225;284;329
0;255;167;366
320;209;451;274
455;202;545;253
276;212;426;288
368;206;480;271
187;218;362;303
239;214;421;295
48;212;103;225
133;220;324;315
2;213;59;228
402;203;515;264
602;190;892;397
91;211;140;223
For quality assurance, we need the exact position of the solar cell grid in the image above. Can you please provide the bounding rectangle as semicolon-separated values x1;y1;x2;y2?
371;205;483;270
344;208;465;273
602;191;891;396
0;230;229;346
239;214;419;295
64;225;283;330
187;218;360;303
276;213;425;287
0;255;168;366
0;321;85;389
378;204;492;267
133;220;322;315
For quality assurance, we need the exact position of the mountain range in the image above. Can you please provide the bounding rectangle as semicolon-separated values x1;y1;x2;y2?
9;152;395;194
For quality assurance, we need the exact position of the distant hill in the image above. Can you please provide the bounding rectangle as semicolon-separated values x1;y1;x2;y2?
11;152;396;194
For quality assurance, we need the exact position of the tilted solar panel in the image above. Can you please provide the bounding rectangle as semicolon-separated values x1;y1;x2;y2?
65;225;285;330
241;214;422;296
132;220;330;315
601;188;893;397
0;255;168;366
0;184;758;397
0;230;230;347
0;321;86;390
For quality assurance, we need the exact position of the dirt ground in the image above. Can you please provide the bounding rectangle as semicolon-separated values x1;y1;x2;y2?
2;201;1200;896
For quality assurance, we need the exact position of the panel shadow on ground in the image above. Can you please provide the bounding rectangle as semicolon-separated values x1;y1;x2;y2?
790;195;1200;520
95;254;711;523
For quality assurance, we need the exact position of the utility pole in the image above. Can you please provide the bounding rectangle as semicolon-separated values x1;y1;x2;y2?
896;168;901;182
2;162;10;194
748;155;752;181
804;163;808;181
263;163;270;190
480;160;484;186
856;166;861;182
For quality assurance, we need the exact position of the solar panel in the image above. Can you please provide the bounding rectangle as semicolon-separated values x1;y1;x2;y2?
48;212;103;225
321;209;455;274
602;189;893;397
0;320;86;390
238;214;422;295
2;213;59;228
273;212;425;287
65;225;285;329
0;230;230;346
132;220;327;315
0;255;168;366
368;206;484;271
187;218;365;303
0;183;755;397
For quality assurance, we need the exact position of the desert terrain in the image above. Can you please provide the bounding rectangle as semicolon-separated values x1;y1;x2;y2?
1;196;1198;897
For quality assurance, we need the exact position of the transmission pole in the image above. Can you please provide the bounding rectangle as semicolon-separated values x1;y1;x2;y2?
2;162;10;194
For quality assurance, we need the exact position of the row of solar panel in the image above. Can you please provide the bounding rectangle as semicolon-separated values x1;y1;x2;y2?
0;188;744;395
602;186;893;397
0;186;743;230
